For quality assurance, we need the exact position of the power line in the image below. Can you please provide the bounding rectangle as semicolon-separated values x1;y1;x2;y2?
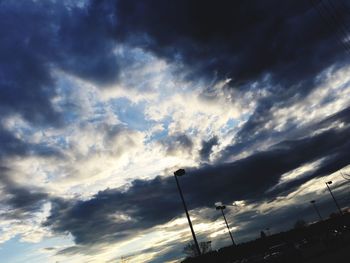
326;0;350;35
310;0;350;53
322;0;350;51
324;0;350;47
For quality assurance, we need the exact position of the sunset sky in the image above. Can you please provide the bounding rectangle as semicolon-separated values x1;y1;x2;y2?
1;0;350;262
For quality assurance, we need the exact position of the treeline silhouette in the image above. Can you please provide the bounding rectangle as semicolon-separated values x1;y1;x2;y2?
181;212;350;263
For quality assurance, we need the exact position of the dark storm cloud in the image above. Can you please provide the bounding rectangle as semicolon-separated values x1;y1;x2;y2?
0;128;30;157
56;0;119;85
0;169;48;219
0;125;63;160
160;133;194;156
199;136;218;161
45;177;180;244
0;0;118;126
46;123;350;244
115;0;349;86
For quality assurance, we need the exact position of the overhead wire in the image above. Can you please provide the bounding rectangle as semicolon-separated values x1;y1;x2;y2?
326;0;350;34
310;0;350;53
324;0;350;48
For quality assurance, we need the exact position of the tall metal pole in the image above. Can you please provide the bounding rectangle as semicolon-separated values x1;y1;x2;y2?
174;172;201;256
310;200;323;221
220;207;236;246
325;181;343;215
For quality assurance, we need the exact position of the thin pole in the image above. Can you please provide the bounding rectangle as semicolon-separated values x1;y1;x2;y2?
174;174;201;256
221;208;236;246
311;201;323;221
326;182;343;215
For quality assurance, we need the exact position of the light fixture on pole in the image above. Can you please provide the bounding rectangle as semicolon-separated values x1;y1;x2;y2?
325;181;343;216
310;200;323;221
174;169;201;256
215;202;236;246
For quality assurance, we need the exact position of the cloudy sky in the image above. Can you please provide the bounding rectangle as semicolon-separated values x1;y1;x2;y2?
1;0;350;262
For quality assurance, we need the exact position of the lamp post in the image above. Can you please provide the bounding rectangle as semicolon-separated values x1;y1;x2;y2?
215;203;236;246
310;200;323;221
325;181;343;215
174;169;201;256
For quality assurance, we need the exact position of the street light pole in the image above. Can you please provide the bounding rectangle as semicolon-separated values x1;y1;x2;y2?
310;200;323;221
174;169;201;256
325;181;343;215
216;205;236;246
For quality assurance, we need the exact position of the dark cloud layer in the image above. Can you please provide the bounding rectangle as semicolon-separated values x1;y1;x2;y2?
46;120;350;244
115;0;348;86
0;129;30;158
200;136;218;161
0;126;62;159
0;169;48;219
161;133;194;156
0;0;118;127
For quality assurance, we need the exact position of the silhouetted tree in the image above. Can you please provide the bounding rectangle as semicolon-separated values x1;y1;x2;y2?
200;241;212;254
183;241;199;258
183;241;212;257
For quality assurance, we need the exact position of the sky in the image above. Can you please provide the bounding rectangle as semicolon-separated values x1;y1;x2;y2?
1;0;350;262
